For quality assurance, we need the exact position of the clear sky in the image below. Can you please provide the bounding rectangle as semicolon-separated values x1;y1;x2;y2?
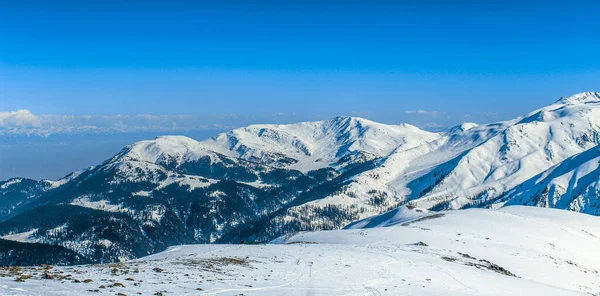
1;0;599;179
2;1;599;121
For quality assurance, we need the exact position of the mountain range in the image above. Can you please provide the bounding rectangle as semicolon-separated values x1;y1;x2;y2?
1;92;599;265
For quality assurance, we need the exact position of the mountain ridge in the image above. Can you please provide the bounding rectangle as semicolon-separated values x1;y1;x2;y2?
1;92;599;265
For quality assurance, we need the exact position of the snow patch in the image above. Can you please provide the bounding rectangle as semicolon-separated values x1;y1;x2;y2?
0;178;23;189
1;229;38;243
70;197;131;213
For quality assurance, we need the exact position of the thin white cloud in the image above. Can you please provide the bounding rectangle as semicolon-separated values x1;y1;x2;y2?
404;109;439;116
0;110;234;137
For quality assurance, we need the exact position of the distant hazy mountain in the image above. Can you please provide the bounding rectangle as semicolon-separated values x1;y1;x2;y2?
1;92;599;265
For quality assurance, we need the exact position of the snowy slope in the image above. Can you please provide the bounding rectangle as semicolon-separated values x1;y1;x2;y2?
100;117;440;189
201;116;441;171
501;145;600;214
1;206;599;295
117;135;221;168
112;117;440;174
326;92;600;212
343;204;436;229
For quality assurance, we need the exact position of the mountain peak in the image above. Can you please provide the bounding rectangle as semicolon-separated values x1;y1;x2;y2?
326;116;425;132
121;135;204;165
153;135;198;145
447;122;479;133
327;115;374;126
555;92;600;105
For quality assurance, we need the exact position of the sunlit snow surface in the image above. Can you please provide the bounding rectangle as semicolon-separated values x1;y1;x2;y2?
96;92;600;215
1;206;599;295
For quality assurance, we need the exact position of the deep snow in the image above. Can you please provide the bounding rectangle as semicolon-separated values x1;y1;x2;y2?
1;206;599;295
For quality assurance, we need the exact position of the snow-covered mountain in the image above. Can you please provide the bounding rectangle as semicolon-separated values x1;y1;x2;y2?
330;91;600;212
1;92;600;265
111;116;440;180
499;145;600;214
202;116;440;171
2;206;599;295
0;117;438;264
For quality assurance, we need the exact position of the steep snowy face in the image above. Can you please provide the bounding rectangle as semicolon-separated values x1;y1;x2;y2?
324;92;600;212
201;116;441;171
502;145;600;214
554;91;600;105
417;93;600;206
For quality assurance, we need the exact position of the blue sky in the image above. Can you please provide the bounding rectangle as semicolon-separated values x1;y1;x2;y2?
2;1;599;120
1;0;599;179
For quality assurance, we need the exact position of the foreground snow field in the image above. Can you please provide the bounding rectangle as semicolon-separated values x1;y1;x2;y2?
1;206;599;295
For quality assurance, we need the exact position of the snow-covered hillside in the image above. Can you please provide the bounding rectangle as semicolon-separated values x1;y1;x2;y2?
202;116;440;171
107;116;440;185
1;206;599;295
328;92;600;212
501;145;600;214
